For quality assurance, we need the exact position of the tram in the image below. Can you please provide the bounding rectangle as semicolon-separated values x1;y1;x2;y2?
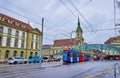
79;52;90;62
62;49;91;63
62;49;79;63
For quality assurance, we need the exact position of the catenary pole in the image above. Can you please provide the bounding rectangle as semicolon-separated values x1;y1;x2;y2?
40;18;44;61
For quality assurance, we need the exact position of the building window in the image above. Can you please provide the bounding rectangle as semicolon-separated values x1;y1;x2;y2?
7;38;11;46
21;25;26;28
8;29;12;34
0;17;4;21
35;52;38;56
15;39;18;47
31;35;34;39
5;50;9;58
21;40;24;47
13;51;17;57
22;32;25;38
15;22;19;26
36;36;38;40
0;17;1;20
0;36;2;45
0;27;3;32
31;42;33;49
35;42;37;49
15;31;19;36
30;52;33;56
8;19;12;24
20;51;24;57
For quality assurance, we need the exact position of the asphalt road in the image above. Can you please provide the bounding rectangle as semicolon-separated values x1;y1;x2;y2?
0;61;120;78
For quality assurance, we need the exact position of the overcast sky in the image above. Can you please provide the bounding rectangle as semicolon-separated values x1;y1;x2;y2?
0;0;120;45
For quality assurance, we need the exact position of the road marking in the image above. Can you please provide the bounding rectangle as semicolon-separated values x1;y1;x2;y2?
84;65;113;78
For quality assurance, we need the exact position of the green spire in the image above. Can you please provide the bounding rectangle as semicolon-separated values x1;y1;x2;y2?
78;17;80;28
76;17;82;32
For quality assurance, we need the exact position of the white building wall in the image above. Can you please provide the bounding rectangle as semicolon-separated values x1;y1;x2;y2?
24;32;27;48
18;39;21;48
25;32;27;38
34;35;36;40
33;35;36;49
2;36;7;46
24;40;26;48
11;28;15;36
33;41;35;49
11;28;15;47
33;35;35;49
19;30;22;37
3;26;8;35
11;38;15;47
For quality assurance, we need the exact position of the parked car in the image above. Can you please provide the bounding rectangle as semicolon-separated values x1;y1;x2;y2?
43;56;49;62
54;58;61;62
8;57;27;64
28;56;43;63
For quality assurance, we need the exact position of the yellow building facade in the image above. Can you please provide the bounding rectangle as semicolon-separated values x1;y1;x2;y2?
105;36;120;55
0;13;42;62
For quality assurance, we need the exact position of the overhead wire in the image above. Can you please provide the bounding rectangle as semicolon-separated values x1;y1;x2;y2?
59;0;93;32
0;0;117;44
65;0;101;42
1;0;96;40
68;0;93;31
0;5;43;26
0;4;70;38
59;0;99;42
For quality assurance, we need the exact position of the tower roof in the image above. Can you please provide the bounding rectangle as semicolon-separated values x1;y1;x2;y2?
76;17;82;32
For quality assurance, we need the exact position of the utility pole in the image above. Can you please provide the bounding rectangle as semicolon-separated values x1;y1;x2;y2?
100;44;103;61
114;0;117;37
40;18;44;59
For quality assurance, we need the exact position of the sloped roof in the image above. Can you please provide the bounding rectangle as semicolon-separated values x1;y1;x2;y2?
104;37;116;44
0;13;33;31
53;38;79;47
42;45;52;49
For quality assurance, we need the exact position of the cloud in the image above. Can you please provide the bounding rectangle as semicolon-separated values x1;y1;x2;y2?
0;0;119;44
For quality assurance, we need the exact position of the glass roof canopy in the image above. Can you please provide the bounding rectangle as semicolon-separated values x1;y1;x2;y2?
74;44;120;52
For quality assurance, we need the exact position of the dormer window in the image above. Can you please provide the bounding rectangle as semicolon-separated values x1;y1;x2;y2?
0;17;4;21
15;22;19;26
21;25;26;28
8;19;12;24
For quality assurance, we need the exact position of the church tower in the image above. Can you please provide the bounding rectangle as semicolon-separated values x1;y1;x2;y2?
76;17;84;45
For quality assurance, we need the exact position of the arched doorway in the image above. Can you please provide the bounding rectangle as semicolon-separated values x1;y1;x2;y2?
20;51;24;57
13;51;17;57
5;50;9;59
35;52;38;56
30;52;33;56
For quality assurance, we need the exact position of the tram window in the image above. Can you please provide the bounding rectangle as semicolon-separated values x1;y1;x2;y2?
80;55;83;57
67;53;70;57
73;53;77;57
